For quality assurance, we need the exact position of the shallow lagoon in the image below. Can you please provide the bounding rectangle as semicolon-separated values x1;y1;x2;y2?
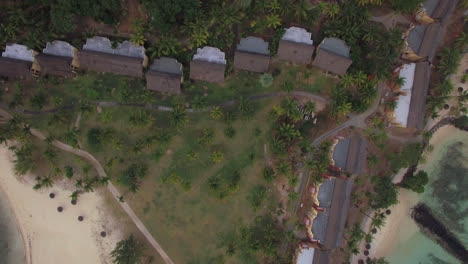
387;129;468;264
0;187;26;264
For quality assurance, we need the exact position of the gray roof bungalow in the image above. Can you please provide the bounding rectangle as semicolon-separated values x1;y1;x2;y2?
233;36;271;73
332;134;367;175
407;62;431;129
77;37;146;78
312;37;352;76
406;0;458;62
311;177;353;250
190;46;226;83
146;57;183;94
0;44;35;80
277;27;315;65
36;41;76;77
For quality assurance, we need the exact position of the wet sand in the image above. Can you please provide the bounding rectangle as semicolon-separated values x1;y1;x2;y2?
0;146;123;264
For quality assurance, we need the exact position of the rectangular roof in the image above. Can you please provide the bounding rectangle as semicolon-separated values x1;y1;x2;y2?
311;178;353;249
407;62;431;129
233;51;270;73
312;49;352;76
0;57;33;80
277;40;314;65
333;135;367;175
190;60;225;83
296;247;315;264
36;53;74;77
312;249;330;264
77;50;143;78
394;63;416;127
146;71;182;94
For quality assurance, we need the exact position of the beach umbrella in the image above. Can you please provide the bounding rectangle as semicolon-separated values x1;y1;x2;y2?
78;216;84;221
100;231;107;237
49;193;55;199
57;206;63;212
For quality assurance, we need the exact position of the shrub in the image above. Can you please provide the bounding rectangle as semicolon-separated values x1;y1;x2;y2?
248;185;267;210
259;73;274;88
224;126;236;138
263;167;275;182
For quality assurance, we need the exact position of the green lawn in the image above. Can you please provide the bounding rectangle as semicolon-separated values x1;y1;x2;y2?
1;63;336;263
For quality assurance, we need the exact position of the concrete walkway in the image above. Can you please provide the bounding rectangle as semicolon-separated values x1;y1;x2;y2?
370;13;411;30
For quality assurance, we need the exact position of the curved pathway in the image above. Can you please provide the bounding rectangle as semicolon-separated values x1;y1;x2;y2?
0;90;328;116
0;108;175;264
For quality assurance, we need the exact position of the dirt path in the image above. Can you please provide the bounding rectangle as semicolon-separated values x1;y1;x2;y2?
0;108;175;264
0;90;329;116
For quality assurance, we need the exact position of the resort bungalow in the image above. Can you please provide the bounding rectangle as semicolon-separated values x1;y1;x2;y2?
0;44;36;80
332;134;367;176
277;27;315;65
233;36;271;73
390;62;431;130
36;41;76;77
310;177;353;250
403;0;458;62
312;37;352;76
77;37;147;78
146;57;183;94
190;46;226;83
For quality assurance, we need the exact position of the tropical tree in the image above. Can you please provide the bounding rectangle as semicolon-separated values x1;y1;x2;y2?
400;170;429;193
437;47;462;76
370;176;399;210
111;235;143;264
367;257;390;264
171;104;188;128
238;97;254;118
147;35;181;59
211;151;224;164
13;144;34;175
370;211;387;230
356;0;384;6
259;73;274;87
130;19;146;46
278;123;301;143
265;14;281;29
391;0;425;13
210;106;223;120
318;2;340;18
118;163;148;193
303;101;316;115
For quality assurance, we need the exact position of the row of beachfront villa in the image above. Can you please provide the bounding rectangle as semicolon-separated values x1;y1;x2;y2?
0;27;353;95
388;0;458;130
297;134;367;264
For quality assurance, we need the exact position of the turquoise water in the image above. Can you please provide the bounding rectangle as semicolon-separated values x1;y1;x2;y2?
387;130;468;264
0;189;26;264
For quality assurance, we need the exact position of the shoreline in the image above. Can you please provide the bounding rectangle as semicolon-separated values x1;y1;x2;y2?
352;125;466;263
0;145;124;264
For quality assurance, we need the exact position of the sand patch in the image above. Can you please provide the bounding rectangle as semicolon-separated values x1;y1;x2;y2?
0;146;123;264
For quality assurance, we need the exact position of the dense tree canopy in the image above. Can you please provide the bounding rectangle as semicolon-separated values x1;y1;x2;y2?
370;176;398;210
401;170;429;193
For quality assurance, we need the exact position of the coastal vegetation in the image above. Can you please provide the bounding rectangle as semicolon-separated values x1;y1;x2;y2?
111;235;144;264
400;170;429;193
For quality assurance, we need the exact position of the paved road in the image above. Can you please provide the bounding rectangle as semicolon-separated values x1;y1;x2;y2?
0;108;175;264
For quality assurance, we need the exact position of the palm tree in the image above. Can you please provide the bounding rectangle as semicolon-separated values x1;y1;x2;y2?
70;190;80;202
171;104;188;128
211;151;224;164
437;80;454;96
41;176;53;188
303;101;316;115
75;178;84;188
318;2;340;18
340;74;355;88
278;123;301;142
238;97;253;117
234;0;252;9
111;235;143;264
210;107;223;120
266;14;281;29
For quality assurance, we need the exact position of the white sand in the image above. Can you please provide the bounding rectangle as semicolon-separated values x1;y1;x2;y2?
0;146;123;264
359;125;462;261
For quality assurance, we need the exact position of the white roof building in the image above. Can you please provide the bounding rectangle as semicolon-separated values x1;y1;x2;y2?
394;63;416;127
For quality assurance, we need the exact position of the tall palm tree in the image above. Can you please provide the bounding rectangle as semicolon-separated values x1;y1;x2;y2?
171;104;188;128
210;107;223;120
340;74;355;88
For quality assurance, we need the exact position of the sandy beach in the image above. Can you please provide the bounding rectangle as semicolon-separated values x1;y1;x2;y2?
0;145;123;264
353;125;466;263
